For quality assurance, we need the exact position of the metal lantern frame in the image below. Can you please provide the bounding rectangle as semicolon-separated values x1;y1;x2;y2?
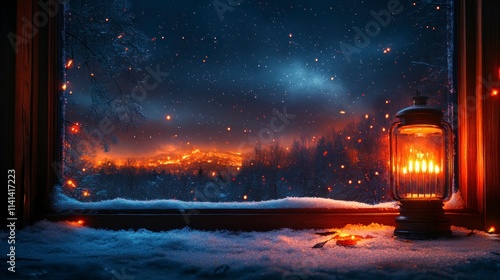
389;92;453;239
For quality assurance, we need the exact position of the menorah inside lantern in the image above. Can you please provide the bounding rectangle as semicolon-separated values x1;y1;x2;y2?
390;91;453;239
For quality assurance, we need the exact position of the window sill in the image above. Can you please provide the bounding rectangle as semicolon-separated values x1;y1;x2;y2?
46;208;483;231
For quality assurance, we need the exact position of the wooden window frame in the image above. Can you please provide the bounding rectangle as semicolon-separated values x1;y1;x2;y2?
4;0;498;231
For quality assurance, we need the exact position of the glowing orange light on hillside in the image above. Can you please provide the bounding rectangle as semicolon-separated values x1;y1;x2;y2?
67;220;85;227
488;226;496;234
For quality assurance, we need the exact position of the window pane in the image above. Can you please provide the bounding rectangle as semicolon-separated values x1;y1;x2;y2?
60;0;454;205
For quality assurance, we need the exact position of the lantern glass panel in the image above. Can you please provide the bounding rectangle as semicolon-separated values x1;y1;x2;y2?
393;124;447;201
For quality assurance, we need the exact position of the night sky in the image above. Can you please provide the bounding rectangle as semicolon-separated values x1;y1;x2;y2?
65;0;451;159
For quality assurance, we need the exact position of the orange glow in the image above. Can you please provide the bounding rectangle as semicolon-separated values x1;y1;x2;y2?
243;195;248;200
491;89;498;96
70;125;80;133
93;149;243;173
66;180;76;188
488;226;496;234
68;220;85;227
62;84;67;90
336;235;361;246
166;115;171;120
82;190;90;197
66;59;73;69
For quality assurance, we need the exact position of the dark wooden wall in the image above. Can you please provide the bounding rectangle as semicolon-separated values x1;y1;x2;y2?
481;0;500;232
2;0;60;228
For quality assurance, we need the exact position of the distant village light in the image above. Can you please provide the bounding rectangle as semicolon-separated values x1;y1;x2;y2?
66;59;73;69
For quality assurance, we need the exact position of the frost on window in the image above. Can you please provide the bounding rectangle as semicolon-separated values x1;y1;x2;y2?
61;0;454;205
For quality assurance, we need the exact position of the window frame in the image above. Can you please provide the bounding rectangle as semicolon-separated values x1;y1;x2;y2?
7;0;498;231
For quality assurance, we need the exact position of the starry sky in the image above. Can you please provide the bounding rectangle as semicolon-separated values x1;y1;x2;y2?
66;0;451;158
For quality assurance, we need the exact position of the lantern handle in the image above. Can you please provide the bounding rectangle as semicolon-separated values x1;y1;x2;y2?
412;90;429;106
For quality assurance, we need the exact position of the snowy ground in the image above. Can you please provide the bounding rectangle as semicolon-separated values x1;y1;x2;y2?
2;221;499;280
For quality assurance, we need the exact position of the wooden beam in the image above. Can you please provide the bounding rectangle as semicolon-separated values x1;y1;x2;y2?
14;0;35;228
481;0;500;232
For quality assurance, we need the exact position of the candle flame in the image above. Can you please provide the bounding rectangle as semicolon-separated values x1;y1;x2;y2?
403;151;441;174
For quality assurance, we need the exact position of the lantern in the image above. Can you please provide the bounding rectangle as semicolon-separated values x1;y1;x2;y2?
389;91;453;239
